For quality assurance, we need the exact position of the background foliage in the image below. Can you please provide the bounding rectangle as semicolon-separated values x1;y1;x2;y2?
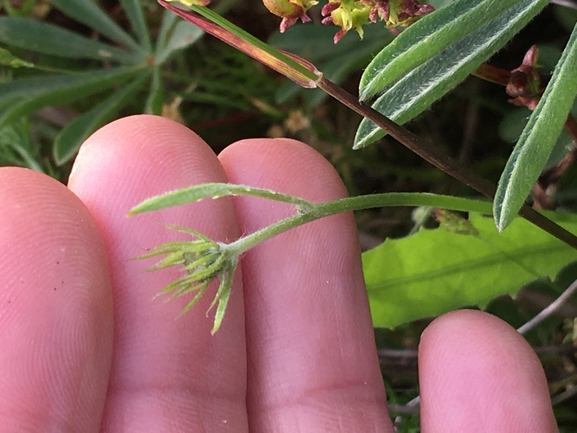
1;0;576;430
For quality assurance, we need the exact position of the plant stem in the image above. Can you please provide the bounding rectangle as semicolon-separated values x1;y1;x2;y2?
225;193;493;256
317;77;577;250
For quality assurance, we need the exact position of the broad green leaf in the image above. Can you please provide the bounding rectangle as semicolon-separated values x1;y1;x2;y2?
359;0;524;100
120;0;152;52
0;66;141;129
0;17;137;64
364;212;577;329
354;0;547;149
0;47;33;68
49;0;142;54
494;24;577;231
155;19;204;65
53;73;149;165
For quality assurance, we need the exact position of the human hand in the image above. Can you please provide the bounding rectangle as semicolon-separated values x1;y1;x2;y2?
0;115;558;432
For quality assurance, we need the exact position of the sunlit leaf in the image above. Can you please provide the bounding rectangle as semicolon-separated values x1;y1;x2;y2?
364;212;577;328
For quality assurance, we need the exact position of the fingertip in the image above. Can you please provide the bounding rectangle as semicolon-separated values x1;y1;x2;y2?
0;167;113;432
69;115;249;431
220;138;391;432
419;310;557;433
219;137;348;202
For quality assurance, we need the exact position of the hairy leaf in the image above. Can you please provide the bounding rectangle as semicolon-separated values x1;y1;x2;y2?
354;0;547;149
494;23;577;230
359;0;524;101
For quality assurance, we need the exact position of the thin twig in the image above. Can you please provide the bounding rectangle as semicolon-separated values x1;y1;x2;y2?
517;277;577;334
317;77;577;250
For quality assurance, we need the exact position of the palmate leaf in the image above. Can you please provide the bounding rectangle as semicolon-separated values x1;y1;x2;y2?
354;0;548;149
0;66;141;130
494;23;577;231
364;212;577;329
120;0;152;52
53;72;150;165
0;17;137;64
49;0;142;54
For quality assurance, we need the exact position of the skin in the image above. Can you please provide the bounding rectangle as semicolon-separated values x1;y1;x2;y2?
0;115;558;433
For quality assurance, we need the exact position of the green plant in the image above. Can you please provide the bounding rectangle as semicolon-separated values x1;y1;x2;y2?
145;0;577;334
0;0;203;165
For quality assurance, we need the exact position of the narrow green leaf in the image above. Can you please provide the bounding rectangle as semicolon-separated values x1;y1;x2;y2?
0;66;141;129
364;212;577;329
0;17;137;63
494;23;577;231
155;19;204;65
161;1;321;87
354;0;547;149
156;8;179;51
53;73;149;165
145;66;164;115
359;0;524;101
0;117;43;172
119;0;152;52
49;0;142;54
129;183;315;215
0;47;33;68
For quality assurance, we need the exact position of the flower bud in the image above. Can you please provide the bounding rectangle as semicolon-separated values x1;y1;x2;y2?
262;0;319;33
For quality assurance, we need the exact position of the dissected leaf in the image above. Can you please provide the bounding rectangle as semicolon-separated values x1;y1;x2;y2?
359;0;525;101
364;212;577;329
494;23;577;230
0;66;141;129
53;73;149;165
354;0;547;149
0;17;136;63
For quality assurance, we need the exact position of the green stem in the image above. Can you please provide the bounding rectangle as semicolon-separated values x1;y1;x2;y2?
225;192;494;256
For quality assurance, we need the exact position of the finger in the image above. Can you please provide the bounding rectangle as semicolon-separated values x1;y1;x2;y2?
0;168;113;433
68;115;248;432
219;139;393;432
419;310;558;433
